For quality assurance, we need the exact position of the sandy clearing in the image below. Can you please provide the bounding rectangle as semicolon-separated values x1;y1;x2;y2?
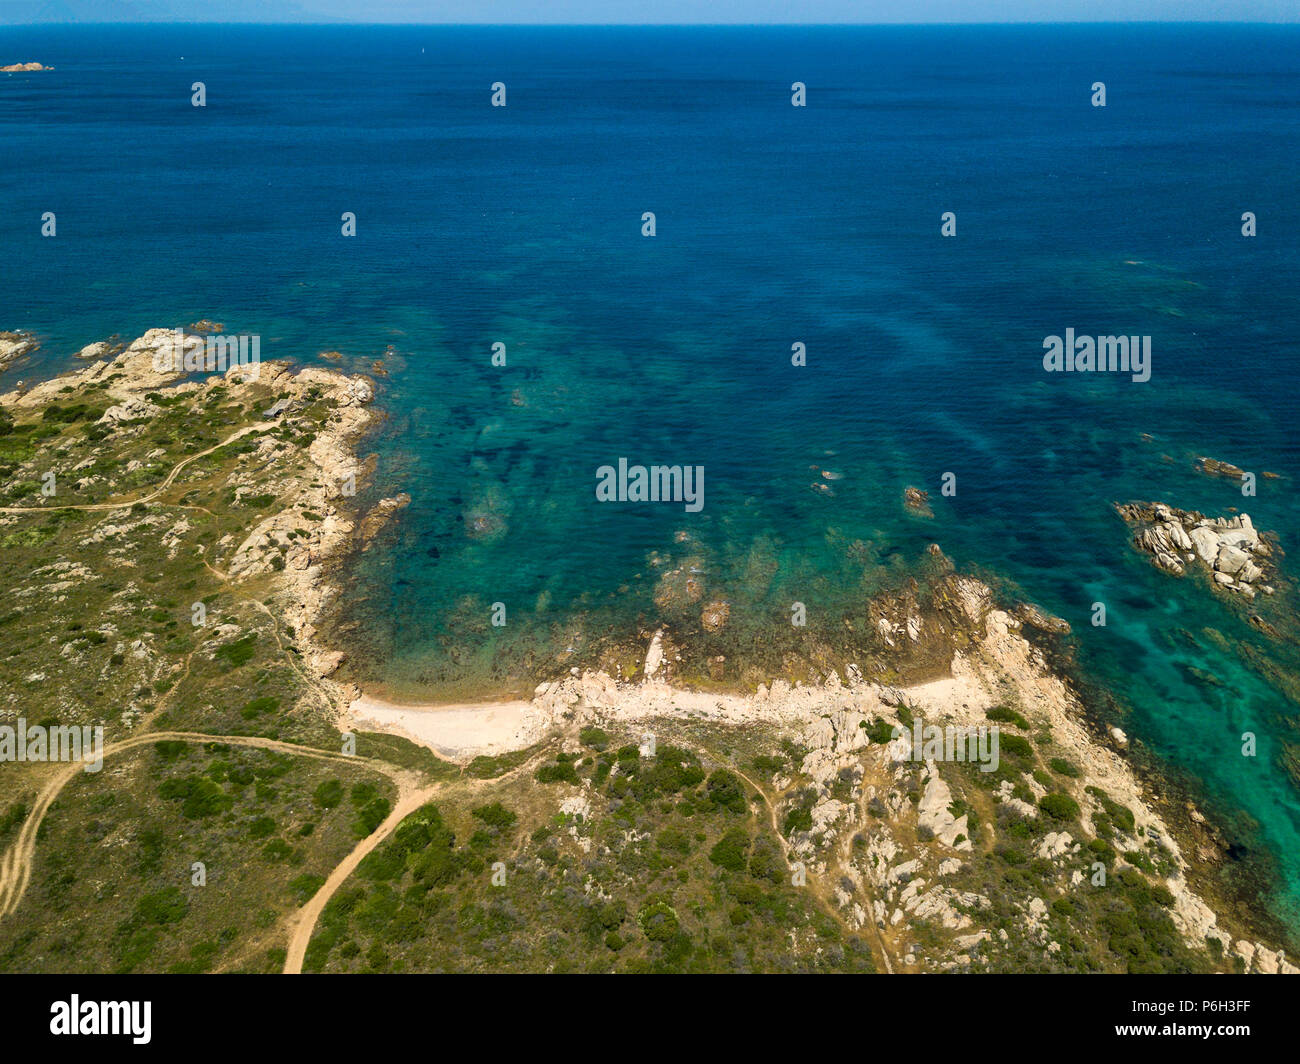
347;694;535;759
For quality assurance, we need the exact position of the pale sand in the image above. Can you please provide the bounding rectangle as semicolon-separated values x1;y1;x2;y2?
346;673;976;762
347;694;536;758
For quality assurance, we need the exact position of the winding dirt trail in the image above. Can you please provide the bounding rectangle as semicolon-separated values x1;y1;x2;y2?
0;417;452;971
0;424;261;514
281;783;439;974
0;730;401;922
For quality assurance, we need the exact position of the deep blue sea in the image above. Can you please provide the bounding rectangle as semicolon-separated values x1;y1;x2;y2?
3;23;1300;934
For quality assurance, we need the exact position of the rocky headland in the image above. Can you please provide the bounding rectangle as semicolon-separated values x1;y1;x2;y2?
0;326;410;693
3;326;1296;974
347;565;1298;973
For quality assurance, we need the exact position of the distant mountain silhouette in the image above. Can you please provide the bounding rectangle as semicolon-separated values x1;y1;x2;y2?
1;0;318;22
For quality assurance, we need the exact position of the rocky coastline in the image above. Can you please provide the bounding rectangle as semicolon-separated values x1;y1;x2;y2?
0;326;410;708
3;326;1295;972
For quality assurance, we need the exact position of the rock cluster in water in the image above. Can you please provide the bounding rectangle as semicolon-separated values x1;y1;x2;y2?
0;330;37;373
903;485;933;517
1194;455;1279;481
1116;501;1277;599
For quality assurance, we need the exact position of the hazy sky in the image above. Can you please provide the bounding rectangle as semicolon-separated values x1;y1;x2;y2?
2;0;1297;22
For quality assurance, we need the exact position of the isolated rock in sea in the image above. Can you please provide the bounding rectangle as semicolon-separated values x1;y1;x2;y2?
653;561;706;612
904;485;934;518
1195;455;1278;481
1195;456;1246;479
0;330;37;372
1116;501;1276;598
1;62;52;72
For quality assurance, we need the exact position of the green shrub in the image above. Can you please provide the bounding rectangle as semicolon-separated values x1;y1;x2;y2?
637;901;680;943
262;838;293;861
157;775;233;819
747;836;785;884
0;801;27;841
133;887;189;926
1039;793;1080;822
987;706;1030;729
248;815;276;838
41;403;102;424
863;718;896;744
1087;787;1136;834
1000;735;1034;759
783;803;813;836
1049;757;1080;778
353;797;391;837
471;802;517;830
240;696;280;720
288;873;325;905
708;828;751;872
535;760;580;785
704;769;747;814
313;779;344;808
215;635;257;667
646;746;705;794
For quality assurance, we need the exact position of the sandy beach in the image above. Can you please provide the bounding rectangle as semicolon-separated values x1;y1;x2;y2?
346;693;537;758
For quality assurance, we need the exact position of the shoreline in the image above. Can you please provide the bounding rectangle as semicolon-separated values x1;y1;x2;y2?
345;693;536;758
336;603;1299;971
4;324;1297;971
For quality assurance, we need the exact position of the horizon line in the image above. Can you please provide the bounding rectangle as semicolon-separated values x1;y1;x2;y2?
4;20;1300;27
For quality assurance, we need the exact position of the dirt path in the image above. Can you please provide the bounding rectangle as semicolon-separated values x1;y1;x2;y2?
280;741;558;974
0;423;261;514
281;782;439;974
0;730;400;922
727;760;894;974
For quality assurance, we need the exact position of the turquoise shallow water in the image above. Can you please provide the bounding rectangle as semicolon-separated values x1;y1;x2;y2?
2;23;1299;934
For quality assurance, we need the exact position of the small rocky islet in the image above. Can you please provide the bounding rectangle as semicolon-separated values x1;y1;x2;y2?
1116;500;1278;600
